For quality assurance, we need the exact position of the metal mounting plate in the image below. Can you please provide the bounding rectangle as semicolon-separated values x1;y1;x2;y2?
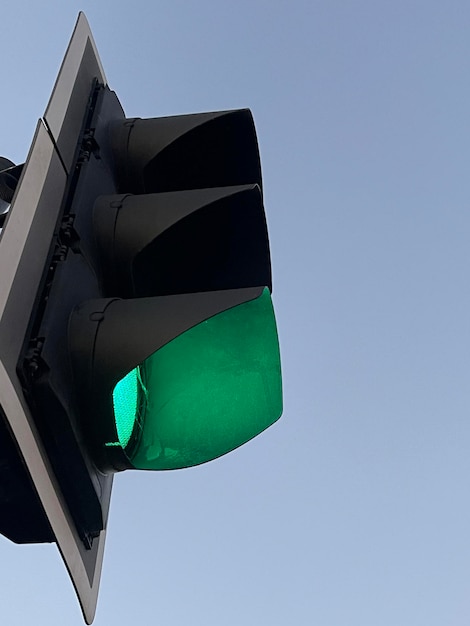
0;13;110;624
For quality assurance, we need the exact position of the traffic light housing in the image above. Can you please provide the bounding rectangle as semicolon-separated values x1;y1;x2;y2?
0;12;282;623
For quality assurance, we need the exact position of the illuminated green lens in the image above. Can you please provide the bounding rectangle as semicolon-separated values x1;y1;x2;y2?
112;368;140;448
111;288;282;469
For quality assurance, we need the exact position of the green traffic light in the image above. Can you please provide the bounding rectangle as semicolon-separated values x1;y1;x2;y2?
111;287;282;469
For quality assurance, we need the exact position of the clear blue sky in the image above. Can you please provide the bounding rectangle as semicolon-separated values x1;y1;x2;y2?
2;2;470;625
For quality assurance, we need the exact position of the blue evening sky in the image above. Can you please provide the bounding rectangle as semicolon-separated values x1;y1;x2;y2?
2;2;470;625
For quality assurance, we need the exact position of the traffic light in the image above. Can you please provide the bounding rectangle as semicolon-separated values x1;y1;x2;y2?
0;12;282;623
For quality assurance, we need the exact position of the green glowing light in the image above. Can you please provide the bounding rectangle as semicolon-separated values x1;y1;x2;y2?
112;368;140;448
111;288;282;470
